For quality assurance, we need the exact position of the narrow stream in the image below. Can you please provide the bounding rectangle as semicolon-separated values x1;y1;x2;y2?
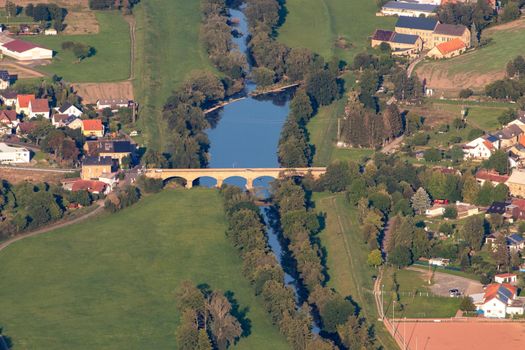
199;4;316;327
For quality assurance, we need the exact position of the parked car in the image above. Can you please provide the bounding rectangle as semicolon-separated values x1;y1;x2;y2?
449;289;461;297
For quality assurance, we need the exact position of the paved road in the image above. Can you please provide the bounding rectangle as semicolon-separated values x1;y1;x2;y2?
0;201;104;253
0;165;76;173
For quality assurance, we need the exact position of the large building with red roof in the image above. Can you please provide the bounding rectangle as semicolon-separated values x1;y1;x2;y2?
0;37;52;61
472;283;524;318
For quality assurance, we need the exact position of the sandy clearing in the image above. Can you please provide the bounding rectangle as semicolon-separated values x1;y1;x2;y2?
397;320;525;350
408;267;484;297
73;81;134;104
63;9;99;35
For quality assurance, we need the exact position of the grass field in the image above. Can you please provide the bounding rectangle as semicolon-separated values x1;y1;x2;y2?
381;269;462;319
278;0;395;63
416;18;525;92
308;98;373;166
313;192;398;350
0;189;288;349
132;0;216;151
24;11;130;82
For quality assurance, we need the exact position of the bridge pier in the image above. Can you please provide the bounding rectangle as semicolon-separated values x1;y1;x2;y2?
246;178;254;191
216;178;224;188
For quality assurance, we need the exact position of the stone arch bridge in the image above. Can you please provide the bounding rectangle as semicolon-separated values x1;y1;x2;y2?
144;167;327;189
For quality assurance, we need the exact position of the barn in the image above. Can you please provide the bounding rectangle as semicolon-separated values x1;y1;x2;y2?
0;38;53;61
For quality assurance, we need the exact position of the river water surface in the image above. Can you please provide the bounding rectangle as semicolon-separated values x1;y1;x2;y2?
200;6;315;318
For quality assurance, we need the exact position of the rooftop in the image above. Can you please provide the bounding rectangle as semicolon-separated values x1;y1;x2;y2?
507;170;525;185
372;29;395;42
71;179;107;193
395;16;438;31
0;142;28;153
17;94;35;108
82;156;112;166
436;38;466;55
434;23;468;36
391;32;420;44
383;1;438;12
475;169;509;183
3;39;41;53
0;70;9;81
30;98;49;113
82;119;104;131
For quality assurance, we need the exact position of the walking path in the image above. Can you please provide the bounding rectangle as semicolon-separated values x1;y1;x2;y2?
0;201;104;253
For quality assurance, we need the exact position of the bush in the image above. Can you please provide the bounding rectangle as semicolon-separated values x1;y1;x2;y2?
136;175;164;193
443;205;458;219
411;132;429;146
459;296;476;311
459;88;473;99
439;222;454;235
423;148;442;162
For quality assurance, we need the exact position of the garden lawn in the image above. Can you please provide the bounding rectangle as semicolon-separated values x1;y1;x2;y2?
24;11;130;82
132;0;216;151
431;103;510;131
278;0;396;63
0;189;289;350
313;192;398;350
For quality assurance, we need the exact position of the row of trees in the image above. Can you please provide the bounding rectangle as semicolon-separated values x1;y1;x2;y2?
158;71;227;168
271;180;375;348
0;180;96;238
201;0;247;87
220;185;336;349
103;185;140;213
245;0;339;101
486;56;525;101
175;281;242;350
341;91;404;147
89;0;140;13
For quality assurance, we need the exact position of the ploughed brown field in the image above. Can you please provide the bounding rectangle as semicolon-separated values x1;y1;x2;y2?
73;81;134;105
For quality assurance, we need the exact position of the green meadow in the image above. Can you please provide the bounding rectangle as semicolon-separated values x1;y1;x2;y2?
0;189;288;350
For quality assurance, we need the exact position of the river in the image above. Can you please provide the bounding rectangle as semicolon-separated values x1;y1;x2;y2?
198;4;316;325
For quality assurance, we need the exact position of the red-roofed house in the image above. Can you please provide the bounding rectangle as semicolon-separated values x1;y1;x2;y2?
428;38;467;59
475;169;509;186
28;98;50;119
464;136;496;160
0;38;53;60
81;119;104;138
474;283;523;318
70;179;108;194
15;94;35;114
0;109;18;128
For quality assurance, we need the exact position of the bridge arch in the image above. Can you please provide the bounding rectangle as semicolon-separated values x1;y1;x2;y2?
191;176;218;188
162;176;188;188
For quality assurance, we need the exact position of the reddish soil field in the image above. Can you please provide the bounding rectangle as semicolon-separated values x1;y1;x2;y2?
73;81;134;104
396;320;525;350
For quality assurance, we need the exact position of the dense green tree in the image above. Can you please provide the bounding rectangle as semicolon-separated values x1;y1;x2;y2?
411;187;431;214
290;88;313;123
305;69;338;107
460;215;485;250
320;295;355;333
389;246;412;267
367;249;383;267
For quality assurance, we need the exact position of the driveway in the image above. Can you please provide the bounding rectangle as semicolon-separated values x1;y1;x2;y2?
408;267;484;297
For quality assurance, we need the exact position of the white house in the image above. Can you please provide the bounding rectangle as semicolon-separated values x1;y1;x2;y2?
0;38;53;60
381;1;438;17
463;136;497;160
474;283;523;318
28;98;50;119
96;98;129;111
0;91;17;107
44;28;57;36
494;273;518;285
55;102;83;118
0;142;30;163
429;257;450;267
425;204;446;217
